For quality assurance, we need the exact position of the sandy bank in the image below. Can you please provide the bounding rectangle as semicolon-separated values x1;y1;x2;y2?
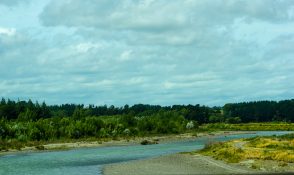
103;153;258;175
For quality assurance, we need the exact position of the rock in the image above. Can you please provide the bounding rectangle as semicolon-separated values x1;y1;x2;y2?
140;140;158;145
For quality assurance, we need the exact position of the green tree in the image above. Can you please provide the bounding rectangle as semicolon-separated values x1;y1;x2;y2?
72;107;86;120
18;108;38;121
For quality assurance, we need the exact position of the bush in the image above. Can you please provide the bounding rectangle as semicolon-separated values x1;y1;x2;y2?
17;134;28;142
186;121;194;129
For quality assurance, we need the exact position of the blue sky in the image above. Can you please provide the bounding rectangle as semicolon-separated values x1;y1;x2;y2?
0;0;294;106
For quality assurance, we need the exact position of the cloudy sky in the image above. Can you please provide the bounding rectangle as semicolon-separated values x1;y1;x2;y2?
0;0;294;106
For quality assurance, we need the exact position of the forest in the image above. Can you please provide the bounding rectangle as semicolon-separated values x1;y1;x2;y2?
0;98;294;150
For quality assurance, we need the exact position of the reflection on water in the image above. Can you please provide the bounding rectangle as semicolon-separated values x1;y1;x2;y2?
0;131;292;175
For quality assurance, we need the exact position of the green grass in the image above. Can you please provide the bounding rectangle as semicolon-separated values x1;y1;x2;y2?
202;122;294;131
197;133;294;163
199;141;244;163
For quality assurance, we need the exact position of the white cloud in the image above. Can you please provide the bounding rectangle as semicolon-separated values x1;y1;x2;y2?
0;27;16;36
75;42;102;53
0;0;294;106
40;0;294;28
119;50;133;61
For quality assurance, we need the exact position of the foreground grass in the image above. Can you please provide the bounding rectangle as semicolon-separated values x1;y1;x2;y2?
197;133;294;164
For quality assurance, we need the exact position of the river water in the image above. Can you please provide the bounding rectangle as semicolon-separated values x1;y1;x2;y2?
0;131;292;175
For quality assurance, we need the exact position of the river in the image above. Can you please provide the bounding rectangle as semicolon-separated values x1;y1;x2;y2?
0;131;292;175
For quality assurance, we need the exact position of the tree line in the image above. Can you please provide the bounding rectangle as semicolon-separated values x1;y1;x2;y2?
0;98;215;124
0;98;294;150
1;98;294;123
223;99;294;122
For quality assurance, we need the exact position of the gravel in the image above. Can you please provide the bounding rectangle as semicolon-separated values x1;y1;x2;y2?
102;154;256;175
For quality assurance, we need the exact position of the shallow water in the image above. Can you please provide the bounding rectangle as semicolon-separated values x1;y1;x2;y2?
0;131;291;175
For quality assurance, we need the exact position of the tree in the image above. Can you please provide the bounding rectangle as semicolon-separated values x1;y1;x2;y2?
121;114;136;127
18;108;38;121
72;107;86;120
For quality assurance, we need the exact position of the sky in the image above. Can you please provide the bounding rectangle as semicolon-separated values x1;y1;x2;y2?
0;0;294;106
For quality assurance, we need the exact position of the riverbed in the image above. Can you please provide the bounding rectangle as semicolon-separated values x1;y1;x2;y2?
0;131;291;175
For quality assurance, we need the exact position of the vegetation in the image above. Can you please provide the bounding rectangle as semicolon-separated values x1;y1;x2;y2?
0;112;189;151
1;98;294;151
202;123;294;131
198;134;294;164
223;100;294;122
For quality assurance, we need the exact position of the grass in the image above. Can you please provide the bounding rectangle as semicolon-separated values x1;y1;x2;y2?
198;141;244;163
0;137;109;151
202;122;294;131
198;133;294;164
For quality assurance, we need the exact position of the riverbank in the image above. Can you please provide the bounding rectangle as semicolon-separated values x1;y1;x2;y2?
103;153;258;175
103;131;294;175
0;131;253;156
103;151;294;175
197;133;294;172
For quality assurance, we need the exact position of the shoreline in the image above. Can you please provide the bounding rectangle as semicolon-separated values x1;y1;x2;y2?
103;153;294;175
0;131;255;156
103;131;294;175
103;153;257;175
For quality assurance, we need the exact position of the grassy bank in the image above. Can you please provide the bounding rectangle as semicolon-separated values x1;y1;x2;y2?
0;137;113;151
0;132;201;154
195;133;294;171
202;122;294;131
2;122;294;152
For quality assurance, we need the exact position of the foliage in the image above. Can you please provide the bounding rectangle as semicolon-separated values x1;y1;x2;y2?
1;98;294;150
186;121;195;129
223;100;294;122
0;111;192;150
0;98;215;125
